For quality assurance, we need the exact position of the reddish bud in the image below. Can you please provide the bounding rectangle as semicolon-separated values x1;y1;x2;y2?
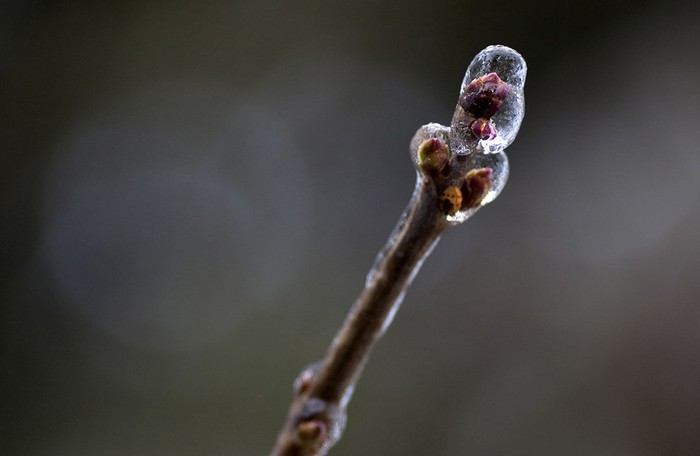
470;118;497;140
461;168;493;209
459;72;510;119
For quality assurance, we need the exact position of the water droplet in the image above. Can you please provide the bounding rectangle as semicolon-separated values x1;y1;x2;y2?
450;45;527;155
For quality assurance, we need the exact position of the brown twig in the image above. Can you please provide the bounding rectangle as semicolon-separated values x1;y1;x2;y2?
270;45;526;455
271;171;448;455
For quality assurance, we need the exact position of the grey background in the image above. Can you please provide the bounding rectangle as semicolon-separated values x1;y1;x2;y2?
2;1;700;454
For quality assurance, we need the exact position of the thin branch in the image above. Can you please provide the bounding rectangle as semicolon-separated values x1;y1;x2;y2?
271;174;447;456
270;45;527;456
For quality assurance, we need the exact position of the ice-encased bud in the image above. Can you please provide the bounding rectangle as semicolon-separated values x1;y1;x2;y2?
409;123;450;170
450;45;527;155
461;168;493;210
445;150;509;223
417;138;449;176
469;150;509;205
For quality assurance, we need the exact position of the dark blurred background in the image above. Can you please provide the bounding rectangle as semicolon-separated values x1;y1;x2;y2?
2;1;700;454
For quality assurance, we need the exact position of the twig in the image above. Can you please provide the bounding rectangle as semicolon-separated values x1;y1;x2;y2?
270;45;527;456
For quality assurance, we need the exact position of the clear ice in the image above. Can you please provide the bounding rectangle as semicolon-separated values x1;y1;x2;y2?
441;45;526;222
450;45;527;156
445;150;510;223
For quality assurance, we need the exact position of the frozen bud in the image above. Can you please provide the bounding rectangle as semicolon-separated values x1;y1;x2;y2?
417;138;450;176
461;168;493;210
467;151;509;206
459;72;510;119
439;186;463;216
410;122;450;170
470;118;497;140
451;45;527;155
444;151;510;224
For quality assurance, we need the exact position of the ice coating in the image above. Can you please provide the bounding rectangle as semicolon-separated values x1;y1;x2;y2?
445;151;509;224
409;122;450;169
469;150;509;205
450;45;527;155
462;45;527;93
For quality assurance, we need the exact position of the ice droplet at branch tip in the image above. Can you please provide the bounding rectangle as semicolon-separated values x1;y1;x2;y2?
451;45;526;156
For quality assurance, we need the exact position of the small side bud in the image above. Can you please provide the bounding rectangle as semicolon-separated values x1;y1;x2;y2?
297;420;327;445
293;368;315;396
470;118;497;140
461;168;493;209
417;138;449;176
439;186;463;216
